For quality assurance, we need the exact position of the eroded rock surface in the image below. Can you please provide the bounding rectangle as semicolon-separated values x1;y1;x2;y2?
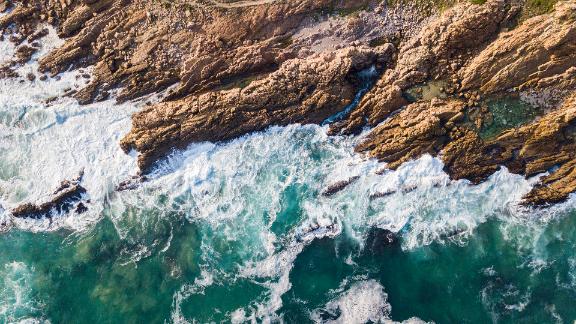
460;0;576;94
11;172;88;219
354;1;576;206
121;45;394;172
332;0;519;135
356;98;465;170
2;0;576;206
442;94;576;205
2;0;381;102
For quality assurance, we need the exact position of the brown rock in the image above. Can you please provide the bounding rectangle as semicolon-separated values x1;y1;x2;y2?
354;1;576;206
27;28;49;43
121;46;393;172
14;45;38;65
322;176;360;197
442;94;576;205
332;0;517;135
356;98;465;169
0;66;18;79
0;1;11;13
13;0;372;106
4;0;574;209
11;172;88;219
460;1;576;94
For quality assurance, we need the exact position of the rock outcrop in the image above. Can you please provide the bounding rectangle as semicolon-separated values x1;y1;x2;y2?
2;0;576;206
331;0;519;135
358;92;576;206
459;0;576;94
524;159;576;205
11;172;88;219
356;98;465;170
442;94;576;205
121;45;394;172
354;1;576;206
2;0;376;103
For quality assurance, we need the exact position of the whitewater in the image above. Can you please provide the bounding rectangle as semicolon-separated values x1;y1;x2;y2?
1;23;576;324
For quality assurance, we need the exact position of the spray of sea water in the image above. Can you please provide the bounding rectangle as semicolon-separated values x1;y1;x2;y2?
1;24;576;324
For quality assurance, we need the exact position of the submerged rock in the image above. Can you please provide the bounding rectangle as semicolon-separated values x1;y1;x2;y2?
116;175;147;191
322;176;361;197
365;227;399;255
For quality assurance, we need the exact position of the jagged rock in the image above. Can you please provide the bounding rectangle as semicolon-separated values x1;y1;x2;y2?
322;176;360;197
75;202;88;214
353;1;576;206
27;28;49;43
460;1;576;94
359;91;576;207
356;98;465;169
331;0;518;135
3;0;575;208
0;5;38;43
59;0;116;37
11;172;88;219
0;0;11;13
523;159;576;206
0;6;35;29
116;175;147;191
14;45;37;65
121;45;394;172
0;0;373;105
0;65;18;79
442;94;576;205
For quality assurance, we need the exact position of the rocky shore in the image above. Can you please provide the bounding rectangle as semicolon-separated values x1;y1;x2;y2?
1;0;575;206
10;171;88;219
357;0;576;206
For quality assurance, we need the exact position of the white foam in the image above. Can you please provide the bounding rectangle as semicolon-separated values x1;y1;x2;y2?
233;244;303;322
1;16;575;324
113;124;575;322
0;28;139;232
311;279;431;324
311;280;391;324
0;262;44;323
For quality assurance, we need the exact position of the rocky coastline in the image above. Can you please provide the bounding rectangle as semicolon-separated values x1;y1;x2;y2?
1;0;575;208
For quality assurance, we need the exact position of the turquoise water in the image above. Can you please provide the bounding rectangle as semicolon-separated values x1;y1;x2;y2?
2;120;576;323
477;96;541;139
1;189;576;323
1;29;576;324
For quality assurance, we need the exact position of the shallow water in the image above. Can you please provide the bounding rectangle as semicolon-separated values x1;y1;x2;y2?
1;28;576;324
403;80;449;103
477;96;541;139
